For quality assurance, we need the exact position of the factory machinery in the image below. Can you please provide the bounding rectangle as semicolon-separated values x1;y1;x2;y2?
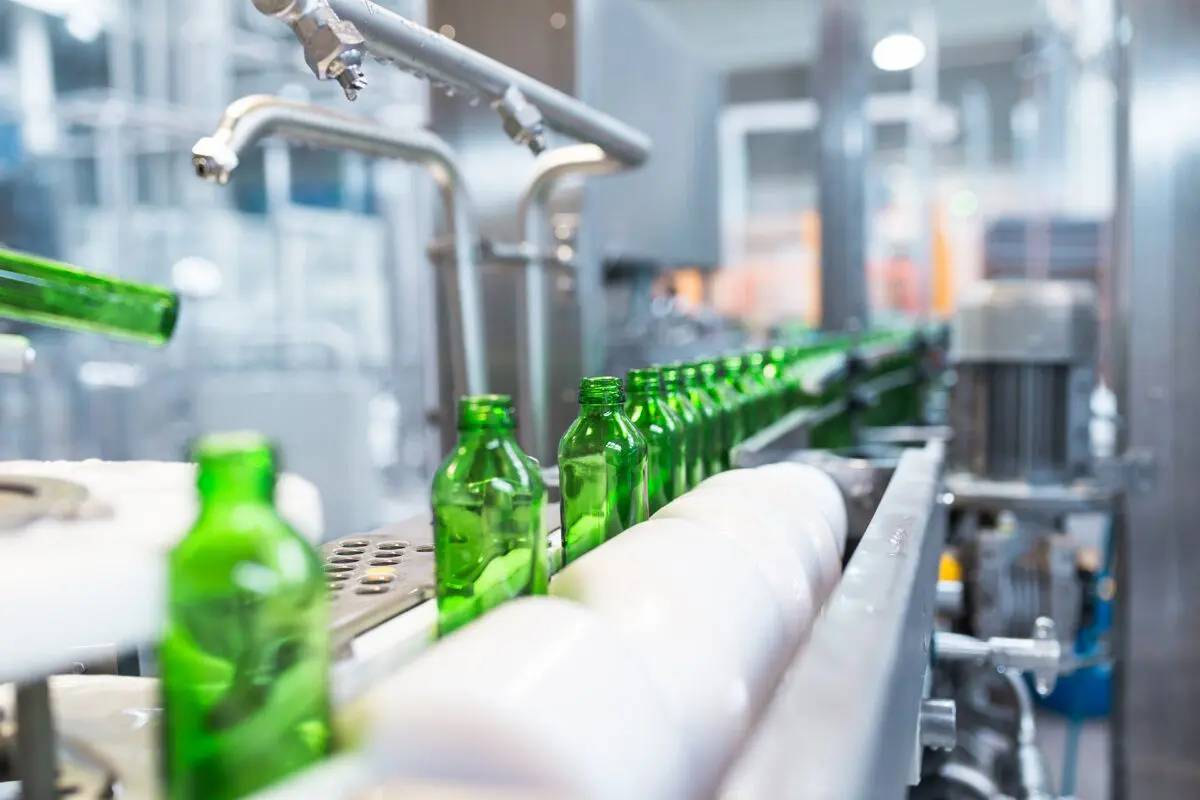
0;3;1122;799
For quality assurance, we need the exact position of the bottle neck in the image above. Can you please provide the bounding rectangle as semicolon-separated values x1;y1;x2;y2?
580;400;621;416
198;468;276;508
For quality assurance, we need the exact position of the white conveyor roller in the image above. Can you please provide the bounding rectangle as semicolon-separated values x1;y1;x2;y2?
0;460;323;683
552;517;791;796
366;597;692;799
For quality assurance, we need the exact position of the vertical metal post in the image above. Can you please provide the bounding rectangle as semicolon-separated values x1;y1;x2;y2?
1114;1;1200;797
15;679;58;800
815;0;870;332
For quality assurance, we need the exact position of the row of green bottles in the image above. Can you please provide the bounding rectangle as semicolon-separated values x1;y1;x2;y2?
431;395;549;638
160;432;332;800
0;245;180;345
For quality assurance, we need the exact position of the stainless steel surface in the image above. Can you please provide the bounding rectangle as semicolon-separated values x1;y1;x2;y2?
936;580;965;617
946;473;1116;515
952;281;1100;364
322;531;436;653
863;425;954;446
789;445;898;545
719;442;946;799
919;699;958;752
815;0;869;332
518;144;625;462
324;0;652;164
252;0;368;101
1114;3;1200;797
1002;669;1055;800
935;621;1063;697
192;94;490;398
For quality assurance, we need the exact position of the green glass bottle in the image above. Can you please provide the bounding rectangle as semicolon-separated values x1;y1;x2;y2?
699;359;745;471
558;377;650;564
625;368;686;512
661;364;705;489
432;395;548;637
160;432;331;800
721;354;767;436
766;345;801;414
0;246;180;345
680;363;725;479
745;350;784;426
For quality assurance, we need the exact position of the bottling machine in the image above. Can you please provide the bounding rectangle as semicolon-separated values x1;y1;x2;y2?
0;3;1121;800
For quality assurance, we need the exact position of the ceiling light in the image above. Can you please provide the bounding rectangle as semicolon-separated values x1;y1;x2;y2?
65;11;103;43
872;32;927;72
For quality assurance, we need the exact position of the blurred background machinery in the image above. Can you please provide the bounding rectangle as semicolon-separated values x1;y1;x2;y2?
4;0;1200;797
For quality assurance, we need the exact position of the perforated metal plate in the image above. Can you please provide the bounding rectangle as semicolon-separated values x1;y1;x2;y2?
323;505;562;653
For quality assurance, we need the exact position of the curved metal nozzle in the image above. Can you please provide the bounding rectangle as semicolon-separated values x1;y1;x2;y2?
190;94;489;396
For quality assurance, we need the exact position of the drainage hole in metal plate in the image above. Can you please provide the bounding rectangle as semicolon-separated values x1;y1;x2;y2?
327;573;350;582
370;559;400;566
355;585;390;595
415;544;434;553
361;574;395;585
327;556;359;564
333;548;367;556
340;539;370;548
324;564;354;573
377;541;408;550
327;583;346;591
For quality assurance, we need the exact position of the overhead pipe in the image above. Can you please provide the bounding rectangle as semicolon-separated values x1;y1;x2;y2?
517;144;626;462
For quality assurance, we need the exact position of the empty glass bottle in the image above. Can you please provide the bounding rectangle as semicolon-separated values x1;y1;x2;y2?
625;368;686;511
766;345;801;414
0;245;180;346
721;354;768;436
698;359;745;471
745;351;784;426
680;363;725;479
432;395;548;638
661;364;705;489
160;432;331;800
558;377;650;564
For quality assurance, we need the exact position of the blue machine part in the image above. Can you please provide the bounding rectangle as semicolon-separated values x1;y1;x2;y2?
0;121;22;175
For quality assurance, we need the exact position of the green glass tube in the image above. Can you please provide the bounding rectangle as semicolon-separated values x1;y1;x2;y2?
661;364;705;490
159;432;332;800
432;396;548;637
625;368;686;512
558;377;650;565
699;359;745;471
0;246;180;345
680;363;725;479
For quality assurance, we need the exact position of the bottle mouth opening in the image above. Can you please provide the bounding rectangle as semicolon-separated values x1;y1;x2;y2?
458;394;515;431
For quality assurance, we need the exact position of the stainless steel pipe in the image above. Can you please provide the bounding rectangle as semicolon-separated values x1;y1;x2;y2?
192;95;489;397
324;0;652;164
517;144;626;462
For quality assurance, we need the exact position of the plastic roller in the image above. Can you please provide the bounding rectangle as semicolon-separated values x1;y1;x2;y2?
365;597;691;799
551;518;790;796
653;490;817;645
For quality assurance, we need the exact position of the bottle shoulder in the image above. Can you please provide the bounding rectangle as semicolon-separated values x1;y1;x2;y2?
171;507;323;589
433;435;544;498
